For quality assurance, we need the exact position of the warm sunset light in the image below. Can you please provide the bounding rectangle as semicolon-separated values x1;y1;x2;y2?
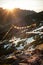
0;0;43;12
1;1;17;10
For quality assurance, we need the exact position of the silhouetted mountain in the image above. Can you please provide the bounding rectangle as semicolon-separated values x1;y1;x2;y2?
31;11;43;22
0;8;36;26
0;8;43;40
24;11;43;26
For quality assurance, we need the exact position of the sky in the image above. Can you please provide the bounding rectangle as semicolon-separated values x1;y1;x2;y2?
0;0;43;12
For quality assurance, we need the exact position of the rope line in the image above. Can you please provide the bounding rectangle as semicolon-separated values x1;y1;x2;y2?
2;23;36;40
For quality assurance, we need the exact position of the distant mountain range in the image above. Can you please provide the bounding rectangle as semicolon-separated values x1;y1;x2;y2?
0;8;43;40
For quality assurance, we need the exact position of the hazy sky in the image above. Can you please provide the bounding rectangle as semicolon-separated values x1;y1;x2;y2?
0;0;43;12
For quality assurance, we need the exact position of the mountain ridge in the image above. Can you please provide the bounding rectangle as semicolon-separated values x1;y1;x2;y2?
0;8;43;40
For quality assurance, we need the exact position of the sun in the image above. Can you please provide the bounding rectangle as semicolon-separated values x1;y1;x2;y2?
2;1;17;10
1;0;41;12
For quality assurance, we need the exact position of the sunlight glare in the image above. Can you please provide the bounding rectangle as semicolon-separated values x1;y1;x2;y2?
2;1;17;10
1;0;42;12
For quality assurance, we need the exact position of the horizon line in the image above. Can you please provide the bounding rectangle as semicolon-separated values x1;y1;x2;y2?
0;7;43;13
